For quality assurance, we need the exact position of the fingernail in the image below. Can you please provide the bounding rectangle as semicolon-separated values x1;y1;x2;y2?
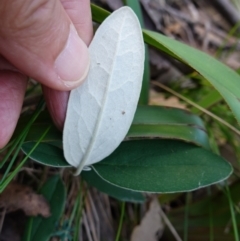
55;24;90;87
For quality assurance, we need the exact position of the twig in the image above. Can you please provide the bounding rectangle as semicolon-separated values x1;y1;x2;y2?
152;81;240;136
85;193;99;241
159;207;182;241
88;191;100;239
83;210;94;241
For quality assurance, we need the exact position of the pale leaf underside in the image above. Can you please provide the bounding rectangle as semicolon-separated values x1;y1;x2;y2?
63;7;144;174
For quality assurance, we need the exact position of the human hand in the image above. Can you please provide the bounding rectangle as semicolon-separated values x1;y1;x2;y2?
0;0;93;148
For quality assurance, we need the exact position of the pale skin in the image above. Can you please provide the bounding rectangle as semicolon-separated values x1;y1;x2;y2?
0;0;93;148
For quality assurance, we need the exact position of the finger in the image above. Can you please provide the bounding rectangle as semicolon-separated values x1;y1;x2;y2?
43;0;93;129
42;88;69;130
60;0;93;45
0;71;27;148
0;0;89;91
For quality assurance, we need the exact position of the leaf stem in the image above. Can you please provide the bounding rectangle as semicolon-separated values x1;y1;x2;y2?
207;187;214;241
0;97;45;169
0;125;51;193
226;185;239;241
115;202;125;241
25;218;33;241
184;193;190;241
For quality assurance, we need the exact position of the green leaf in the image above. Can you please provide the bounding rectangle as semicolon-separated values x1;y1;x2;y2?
143;30;240;123
22;176;66;241
14;111;61;143
22;142;69;167
92;140;232;193
22;140;232;193
124;0;144;26
81;169;145;203
140;48;150;104
191;89;222;114
91;4;110;23
22;106;210;167
133;106;205;126
25;123;61;143
128;106;210;149
125;0;149;104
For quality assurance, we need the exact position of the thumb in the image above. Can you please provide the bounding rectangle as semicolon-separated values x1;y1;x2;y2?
0;0;89;91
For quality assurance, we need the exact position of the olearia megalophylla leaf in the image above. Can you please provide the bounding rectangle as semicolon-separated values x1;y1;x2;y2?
63;7;145;174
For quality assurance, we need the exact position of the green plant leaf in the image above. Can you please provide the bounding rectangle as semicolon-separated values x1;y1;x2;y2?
124;0;144;26
22;140;232;193
191;89;222;114
22;175;66;241
129;106;210;149
92;140;232;193
143;30;240;123
22;142;68;167
25;123;61;142
140;48;150;104
81;169;145;203
91;4;110;23
21;106;210;168
133;106;205;126
14;111;61;143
